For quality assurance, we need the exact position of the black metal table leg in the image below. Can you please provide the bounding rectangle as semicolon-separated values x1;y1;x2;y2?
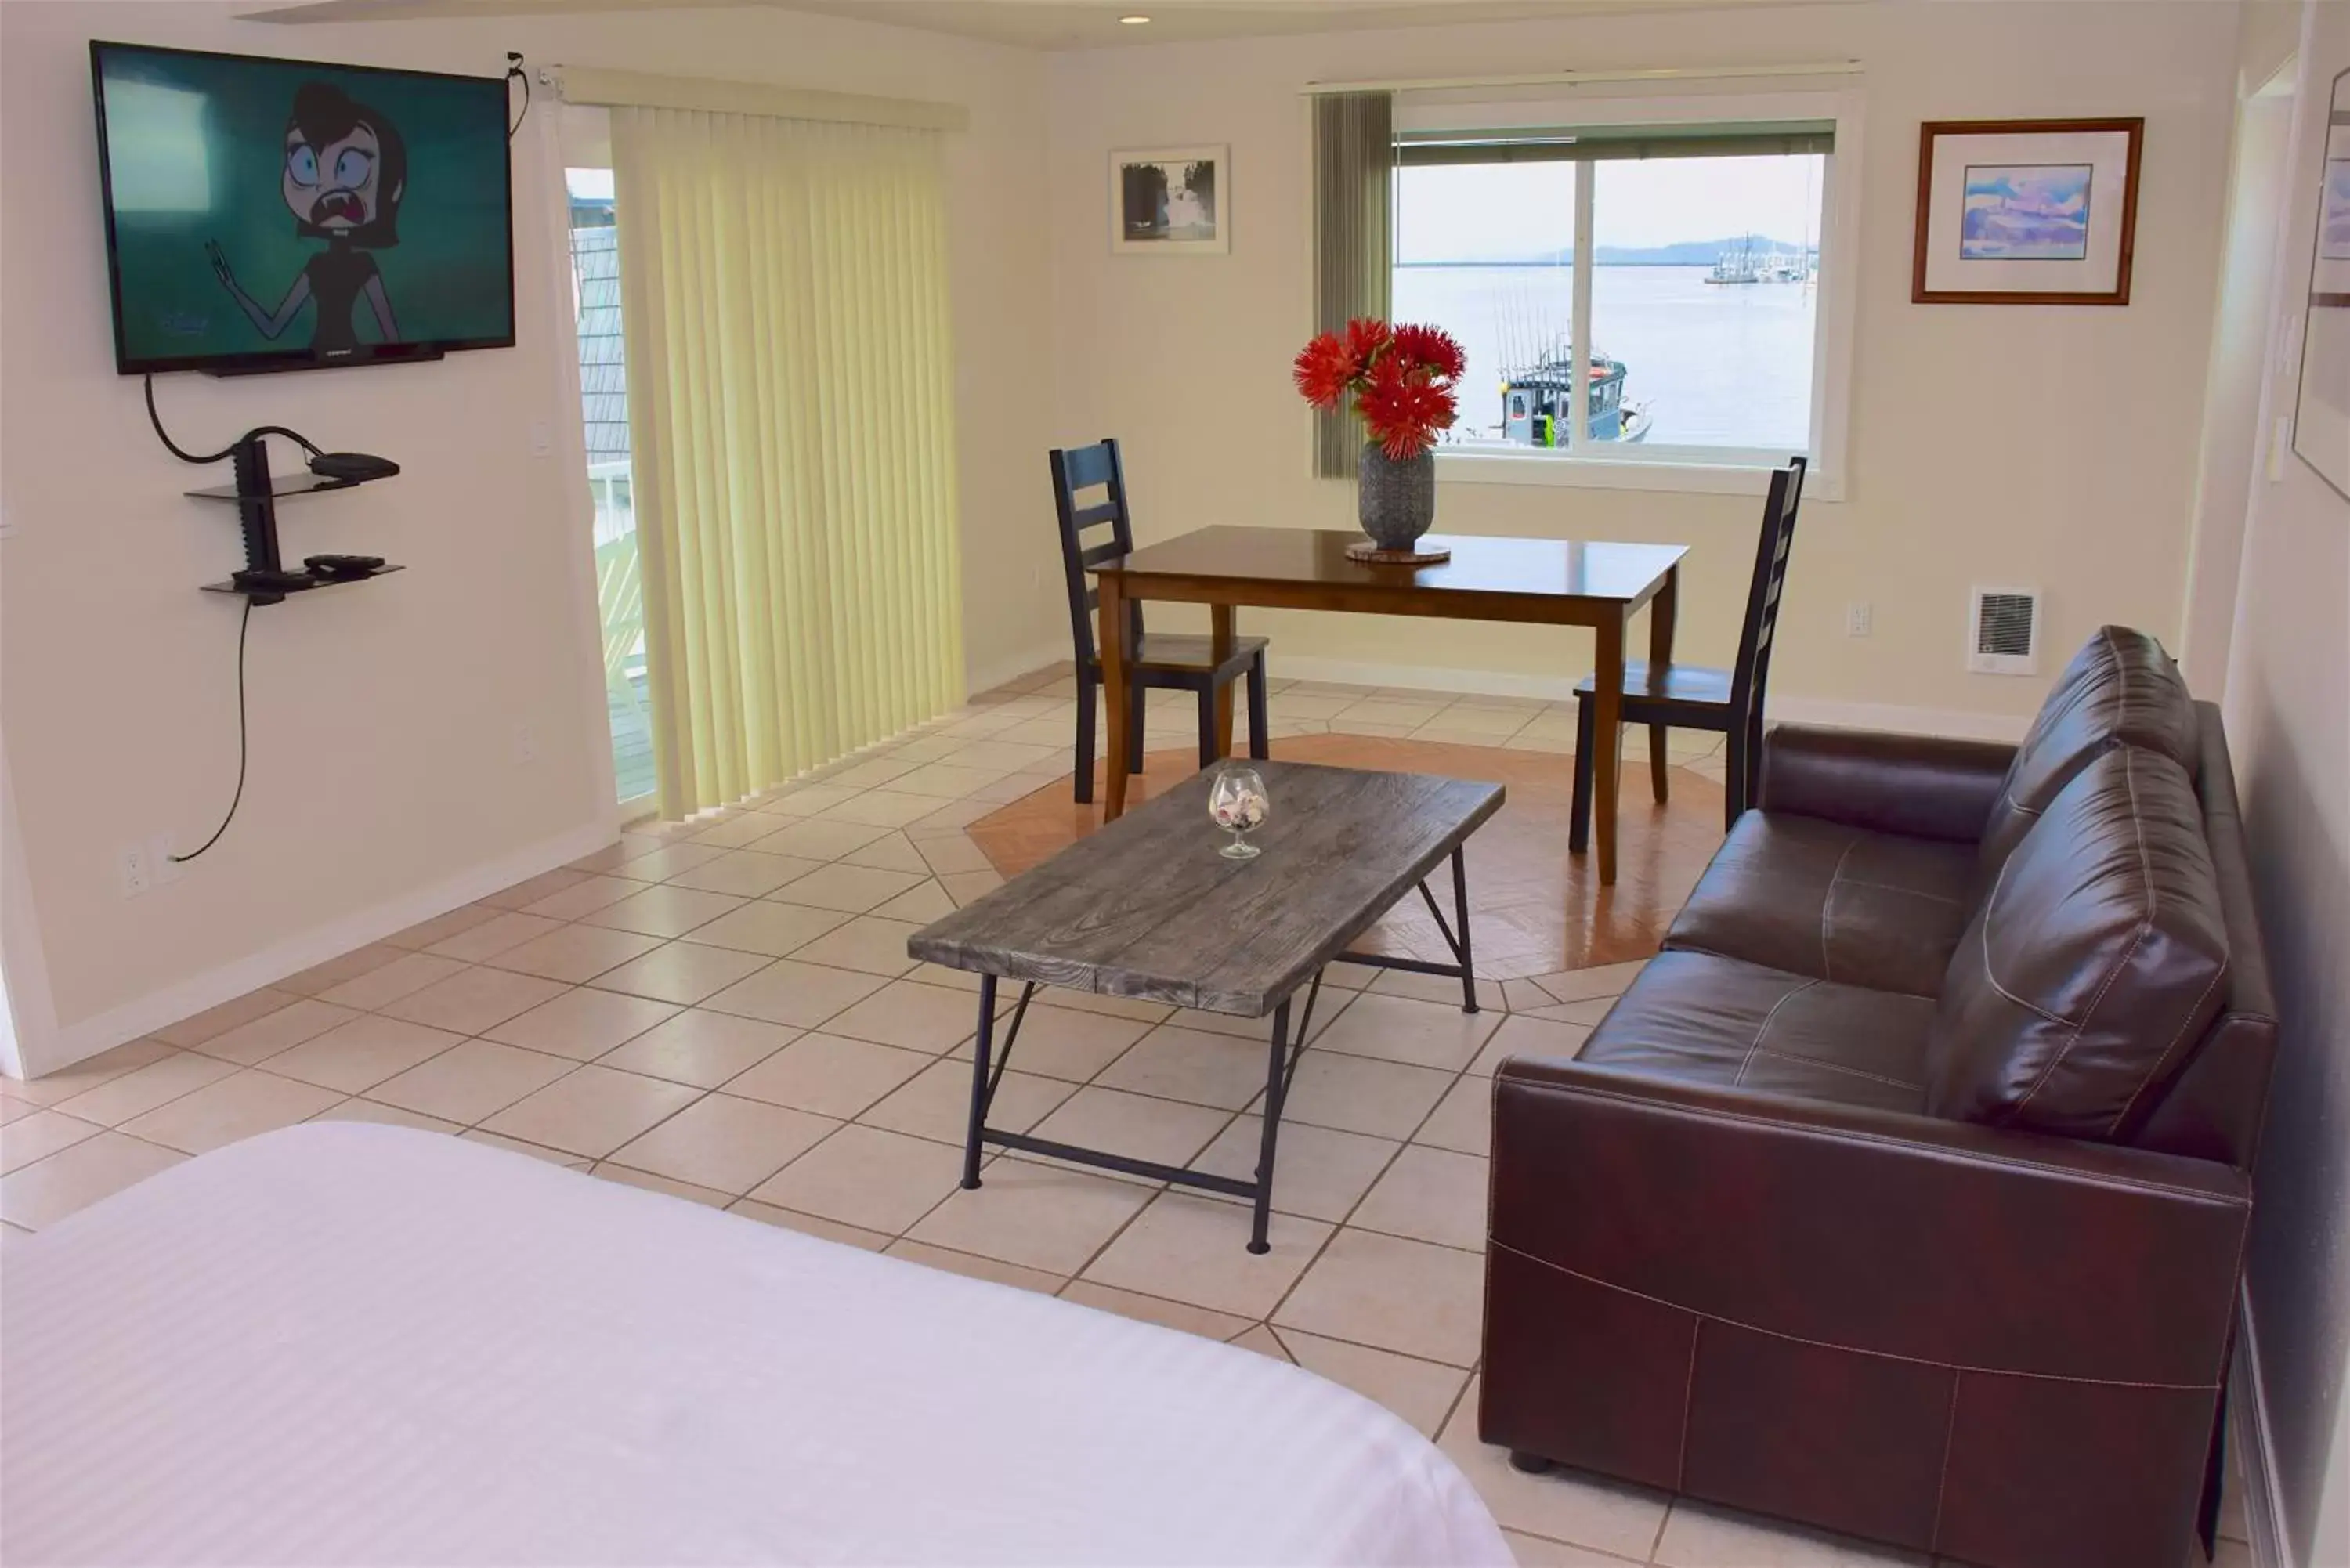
1452;845;1478;1014
961;974;997;1190
1249;999;1293;1255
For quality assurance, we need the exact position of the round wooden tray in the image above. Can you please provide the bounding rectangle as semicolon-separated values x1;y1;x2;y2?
1345;540;1452;565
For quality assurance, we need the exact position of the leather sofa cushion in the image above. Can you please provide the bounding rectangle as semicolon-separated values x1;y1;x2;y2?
1573;950;1935;1114
1927;746;2230;1139
1664;812;1977;999
1979;627;2200;871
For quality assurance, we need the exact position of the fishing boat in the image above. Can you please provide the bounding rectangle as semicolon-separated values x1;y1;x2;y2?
1499;349;1652;446
1708;234;1814;285
1707;236;1765;285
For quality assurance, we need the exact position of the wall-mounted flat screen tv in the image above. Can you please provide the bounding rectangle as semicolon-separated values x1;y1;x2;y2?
91;41;515;376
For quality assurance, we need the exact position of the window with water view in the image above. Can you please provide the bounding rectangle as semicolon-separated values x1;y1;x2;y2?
1391;122;1828;463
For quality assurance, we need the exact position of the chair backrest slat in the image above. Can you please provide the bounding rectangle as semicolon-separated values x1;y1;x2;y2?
1729;454;1806;724
1047;439;1142;667
1057;442;1120;493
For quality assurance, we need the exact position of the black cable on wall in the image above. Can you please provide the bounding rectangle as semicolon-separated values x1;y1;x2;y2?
173;600;255;864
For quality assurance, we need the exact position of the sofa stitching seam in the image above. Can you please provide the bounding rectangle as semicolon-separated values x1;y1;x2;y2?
1732;979;1820;1088
1820;837;1861;982
1926;1374;1963;1556
1748;1048;1922;1090
2211;1212;2255;1395
2110;957;2231;1136
1976;851;2070;1027
1672;1317;1701;1494
1505;1080;2247;1205
1658;941;1741;967
1657;943;1941;1000
2015;747;2154;1114
1487;1238;2226;1389
1826;877;1967;905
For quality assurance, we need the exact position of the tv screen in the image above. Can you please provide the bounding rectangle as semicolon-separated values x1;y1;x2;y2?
91;41;515;376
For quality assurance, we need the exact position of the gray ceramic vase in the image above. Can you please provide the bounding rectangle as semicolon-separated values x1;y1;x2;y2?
1358;442;1437;552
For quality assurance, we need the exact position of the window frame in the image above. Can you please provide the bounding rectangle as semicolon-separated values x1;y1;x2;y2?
1393;86;1863;500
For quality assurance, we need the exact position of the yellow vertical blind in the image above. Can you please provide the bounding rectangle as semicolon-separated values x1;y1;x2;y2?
612;107;963;818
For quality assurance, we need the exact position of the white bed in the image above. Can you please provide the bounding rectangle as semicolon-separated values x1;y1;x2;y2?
1;1123;1509;1567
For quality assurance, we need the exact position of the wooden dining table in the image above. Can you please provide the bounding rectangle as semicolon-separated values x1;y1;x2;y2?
1094;526;1689;886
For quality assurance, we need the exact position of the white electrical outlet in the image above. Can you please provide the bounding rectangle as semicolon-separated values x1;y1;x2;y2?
117;843;151;898
149;830;183;887
514;723;539;765
1845;601;1874;637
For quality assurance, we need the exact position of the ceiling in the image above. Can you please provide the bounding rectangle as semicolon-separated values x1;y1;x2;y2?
244;0;1826;51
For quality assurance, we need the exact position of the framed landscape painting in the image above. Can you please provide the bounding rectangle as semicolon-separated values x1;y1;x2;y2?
2308;68;2350;307
1913;119;2143;305
2293;67;2350;500
1111;146;1229;255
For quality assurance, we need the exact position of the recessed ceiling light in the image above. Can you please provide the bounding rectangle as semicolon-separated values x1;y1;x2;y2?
1119;14;1152;23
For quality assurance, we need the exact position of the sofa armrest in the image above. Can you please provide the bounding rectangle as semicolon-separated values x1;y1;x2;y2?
1755;724;2016;844
1488;1056;2247;1386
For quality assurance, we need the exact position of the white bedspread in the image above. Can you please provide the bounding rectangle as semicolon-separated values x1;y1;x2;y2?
1;1123;1509;1567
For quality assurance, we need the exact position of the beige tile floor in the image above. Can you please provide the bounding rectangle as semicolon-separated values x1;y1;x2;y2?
0;667;2248;1568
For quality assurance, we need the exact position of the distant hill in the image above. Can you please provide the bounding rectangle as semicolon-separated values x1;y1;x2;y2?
1398;237;1817;268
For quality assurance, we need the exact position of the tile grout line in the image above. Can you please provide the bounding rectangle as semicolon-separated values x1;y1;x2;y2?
16;679;1611;1274
18;916;1592;1268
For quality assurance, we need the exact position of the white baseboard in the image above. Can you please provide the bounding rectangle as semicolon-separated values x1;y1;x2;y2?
16;818;616;1082
2232;1293;2294;1568
1271;656;2033;743
967;642;1065;699
1274;655;1582;703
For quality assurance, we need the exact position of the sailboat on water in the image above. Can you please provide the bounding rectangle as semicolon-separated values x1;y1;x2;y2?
1708;233;1814;285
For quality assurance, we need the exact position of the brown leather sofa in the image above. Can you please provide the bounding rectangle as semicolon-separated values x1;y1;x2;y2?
1481;627;2278;1568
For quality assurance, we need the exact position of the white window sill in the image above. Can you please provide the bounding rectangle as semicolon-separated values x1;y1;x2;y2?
1430;446;1842;500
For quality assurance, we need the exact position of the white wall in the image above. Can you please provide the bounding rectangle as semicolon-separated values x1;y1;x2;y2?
2222;5;2350;1563
2181;37;2300;695
0;0;1054;1075
1043;1;2243;728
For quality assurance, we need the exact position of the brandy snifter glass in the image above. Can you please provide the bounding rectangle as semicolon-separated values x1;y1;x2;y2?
1208;765;1270;860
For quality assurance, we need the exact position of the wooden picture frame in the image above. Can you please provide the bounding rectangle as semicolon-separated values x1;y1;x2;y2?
2292;68;2350;500
1912;118;2143;305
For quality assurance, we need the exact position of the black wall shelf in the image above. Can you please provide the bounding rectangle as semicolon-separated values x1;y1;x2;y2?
197;435;399;606
186;472;361;504
201;564;406;602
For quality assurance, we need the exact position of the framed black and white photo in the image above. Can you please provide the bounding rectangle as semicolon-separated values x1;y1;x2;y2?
1111;146;1228;255
1913;119;2143;305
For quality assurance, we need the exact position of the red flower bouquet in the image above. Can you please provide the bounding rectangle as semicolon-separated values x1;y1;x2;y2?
1292;319;1466;460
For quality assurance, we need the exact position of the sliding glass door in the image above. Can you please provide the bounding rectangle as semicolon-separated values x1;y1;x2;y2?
566;165;656;814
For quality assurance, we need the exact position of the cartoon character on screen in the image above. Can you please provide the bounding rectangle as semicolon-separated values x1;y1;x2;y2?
207;82;404;354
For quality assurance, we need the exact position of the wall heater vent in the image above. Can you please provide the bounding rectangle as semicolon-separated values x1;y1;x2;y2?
1969;587;2042;676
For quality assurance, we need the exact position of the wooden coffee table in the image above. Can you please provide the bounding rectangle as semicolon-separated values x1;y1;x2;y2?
906;760;1503;1252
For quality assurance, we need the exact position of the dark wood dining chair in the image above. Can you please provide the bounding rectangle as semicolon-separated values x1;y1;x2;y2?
1050;439;1269;804
1570;454;1806;846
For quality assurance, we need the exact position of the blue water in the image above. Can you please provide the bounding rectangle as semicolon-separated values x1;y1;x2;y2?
1390;264;1817;450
